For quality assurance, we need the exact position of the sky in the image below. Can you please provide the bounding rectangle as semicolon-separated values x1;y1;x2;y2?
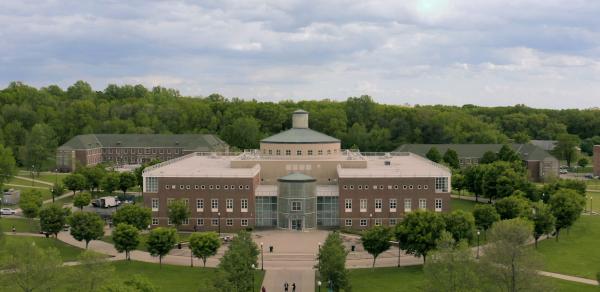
1;0;600;108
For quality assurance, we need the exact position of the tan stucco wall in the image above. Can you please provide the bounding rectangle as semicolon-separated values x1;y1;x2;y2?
259;142;341;157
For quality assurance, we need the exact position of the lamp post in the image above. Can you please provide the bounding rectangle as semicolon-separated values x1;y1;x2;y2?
317;281;321;292
251;264;255;291
397;242;401;267
217;212;221;237
590;196;593;214
369;213;373;227
476;230;481;259
260;242;264;271
31;165;35;187
317;242;321;272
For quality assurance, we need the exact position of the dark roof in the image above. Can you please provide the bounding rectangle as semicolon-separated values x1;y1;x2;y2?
530;140;557;151
261;128;340;144
395;143;557;161
58;134;228;151
278;173;316;182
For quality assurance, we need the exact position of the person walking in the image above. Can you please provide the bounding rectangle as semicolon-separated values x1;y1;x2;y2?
284;281;289;292
261;286;266;292
12;225;15;233
292;282;296;292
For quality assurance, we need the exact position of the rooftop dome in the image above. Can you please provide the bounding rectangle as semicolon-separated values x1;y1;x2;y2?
261;110;340;144
277;172;317;182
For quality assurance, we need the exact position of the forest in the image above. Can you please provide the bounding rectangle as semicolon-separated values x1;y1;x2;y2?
1;80;600;170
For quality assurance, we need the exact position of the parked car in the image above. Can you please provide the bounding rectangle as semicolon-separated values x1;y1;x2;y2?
585;174;594;179
559;169;568;174
92;196;120;208
0;208;16;215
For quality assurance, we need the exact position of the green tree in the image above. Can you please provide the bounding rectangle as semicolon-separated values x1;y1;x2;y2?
528;201;555;248
577;157;588;168
71;250;115;292
101;172;120;194
220;116;262;149
316;231;350;292
548;189;585;241
146;227;178;267
442;210;476;243
215;230;259;292
22;123;57;170
0;239;64;292
0;144;17;190
64;173;86;195
494;195;531;220
423;231;480;292
19;190;43;220
395;211;446;263
39;204;68;237
361;226;392;268
112;223;140;260
189;232;221;267
133;160;160;188
426;147;442;163
480;150;498;164
69;211;105;248
77;165;107;192
118;172;137;195
112;204;152;230
497;144;521;162
554;133;580;168
443;148;460;169
73;191;92;210
473;204;500;238
480;218;547;292
451;173;465;195
122;275;157;292
168;199;190;231
50;182;65;202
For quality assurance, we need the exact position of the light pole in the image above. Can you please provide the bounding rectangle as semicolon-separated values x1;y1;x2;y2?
590;196;593;214
369;213;373;227
397;242;401;267
476;230;481;259
217;212;221;237
251;264;255;291
31;165;35;187
260;242;264;271
317;242;321;272
317;281;321;292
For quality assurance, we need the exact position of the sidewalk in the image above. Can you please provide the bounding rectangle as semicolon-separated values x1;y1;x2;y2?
15;175;54;186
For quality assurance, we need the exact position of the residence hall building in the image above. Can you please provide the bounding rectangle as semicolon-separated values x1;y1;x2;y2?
396;143;559;182
56;134;229;172
594;145;600;177
142;110;451;232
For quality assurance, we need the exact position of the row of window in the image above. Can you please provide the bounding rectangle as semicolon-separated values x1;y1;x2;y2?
344;198;443;212
343;184;429;191
263;149;338;156
151;198;249;212
152;218;249;227
105;148;181;155
165;184;251;191
344;218;400;227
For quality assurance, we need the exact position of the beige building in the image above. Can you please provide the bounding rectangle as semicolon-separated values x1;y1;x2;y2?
143;110;451;231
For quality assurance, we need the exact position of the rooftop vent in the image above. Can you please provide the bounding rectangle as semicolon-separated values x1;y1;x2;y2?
384;161;391;166
116;141;122;146
175;141;180;145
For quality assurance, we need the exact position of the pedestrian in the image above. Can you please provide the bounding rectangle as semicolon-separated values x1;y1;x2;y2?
284;281;289;292
12;225;15;233
261;286;266;292
292;282;296;292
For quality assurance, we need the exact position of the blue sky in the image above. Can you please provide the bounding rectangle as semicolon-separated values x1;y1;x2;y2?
1;0;600;108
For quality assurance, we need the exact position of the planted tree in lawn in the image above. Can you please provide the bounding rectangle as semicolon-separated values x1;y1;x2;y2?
118;171;137;195
73;191;92;210
0;239;63;291
473;204;500;239
0;144;17;190
443;148;460;169
426;147;442;163
72;250;115;292
442;210;476;243
146;227;178;267
76;165;107;192
528;201;555;248
494;195;531;220
215;230;259;292
39;204;68;237
50;182;64;203
316;231;351;292
112;223;140;260
64;173;86;195
451;172;465;195
548;189;585;241
361;226;392;268
168;199;190;231
68;211;105;248
112;204;152;230
395;211;446;263
19;189;43;221
100;172;120;194
189;231;221;267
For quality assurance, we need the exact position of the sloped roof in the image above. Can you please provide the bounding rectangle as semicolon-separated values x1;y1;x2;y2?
58;134;228;151
530;140;557;151
277;172;316;182
261;128;340;144
395;143;557;161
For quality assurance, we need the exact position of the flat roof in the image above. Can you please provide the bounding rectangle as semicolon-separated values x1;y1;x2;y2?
143;153;259;178
337;153;451;178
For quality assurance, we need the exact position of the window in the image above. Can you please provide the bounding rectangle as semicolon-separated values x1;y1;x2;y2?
327;150;331;155
224;185;228;190
182;198;189;206
241;199;248;212
196;199;204;212
167;198;174;206
389;199;397;212
167;218;172;225
373;185;377;190
145;177;158;192
417;185;422;190
179;185;184;190
344;199;352;212
182;218;189;225
226;219;233;226
435;177;449;192
389;218;397;226
360;199;367;212
296;150;302;156
358;185;362;190
215;185;220;190
424;185;429;190
151;198;159;211
388;185;392;190
404;199;412;212
152;218;159;225
318;150;323;155
171;185;176;190
285;150;291;156
211;199;218;212
307;150;313;156
239;185;243;190
165;185;170;190
419;199;427;210
226;199;233;212
364;185;369;190
394;185;399;190
201;185;206;190
349;185;354;190
209;185;214;190
409;185;413;189
197;218;204;226
211;218;219;226
343;185;348;190
230;185;235;190
194;185;199;190
145;148;150;154
403;185;407;190
375;218;382;226
435;199;443;212
345;219;352;227
375;199;382;212
276;150;281;156
291;201;302;211
360;219;368;227
241;219;248;226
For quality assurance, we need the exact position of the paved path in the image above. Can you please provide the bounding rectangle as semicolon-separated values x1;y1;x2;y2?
5;184;49;190
15;176;54;186
538;271;599;286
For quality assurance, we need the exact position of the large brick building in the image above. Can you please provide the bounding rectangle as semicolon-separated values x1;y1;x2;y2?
594;145;600;177
142;110;451;232
56;134;229;171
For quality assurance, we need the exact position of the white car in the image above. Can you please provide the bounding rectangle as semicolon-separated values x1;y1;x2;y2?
1;208;16;215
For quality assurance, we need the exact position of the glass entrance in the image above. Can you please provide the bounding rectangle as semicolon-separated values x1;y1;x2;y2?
291;218;303;231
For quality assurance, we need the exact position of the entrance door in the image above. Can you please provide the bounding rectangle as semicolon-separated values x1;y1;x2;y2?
291;219;303;231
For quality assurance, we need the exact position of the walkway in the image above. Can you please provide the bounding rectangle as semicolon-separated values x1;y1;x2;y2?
15;176;54;186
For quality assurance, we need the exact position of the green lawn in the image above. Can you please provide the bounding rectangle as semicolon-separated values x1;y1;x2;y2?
347;266;598;292
5;236;85;261
55;261;265;292
536;216;600;279
0;217;40;233
8;176;50;188
584;191;599;213
450;198;487;213
102;232;193;252
1;185;53;207
17;170;68;185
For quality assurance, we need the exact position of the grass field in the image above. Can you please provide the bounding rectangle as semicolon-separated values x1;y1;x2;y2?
54;261;265;292
0;217;41;233
450;198;487;213
8;176;50;188
347;266;597;292
102;232;193;252
17;170;68;185
5;236;85;261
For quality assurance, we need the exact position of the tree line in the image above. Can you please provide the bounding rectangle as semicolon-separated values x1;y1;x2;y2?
2;81;600;172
